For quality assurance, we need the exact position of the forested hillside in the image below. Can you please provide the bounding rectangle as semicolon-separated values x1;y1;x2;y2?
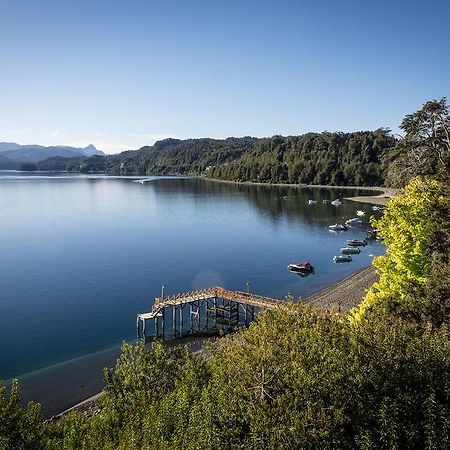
210;130;395;186
43;130;396;187
98;137;259;175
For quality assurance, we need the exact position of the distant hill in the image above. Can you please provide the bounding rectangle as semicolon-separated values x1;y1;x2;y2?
0;142;104;166
0;152;18;169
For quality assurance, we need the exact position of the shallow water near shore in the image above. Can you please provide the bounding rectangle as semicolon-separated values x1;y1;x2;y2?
0;172;384;404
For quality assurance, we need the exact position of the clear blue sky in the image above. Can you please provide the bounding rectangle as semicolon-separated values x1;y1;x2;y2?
1;0;449;153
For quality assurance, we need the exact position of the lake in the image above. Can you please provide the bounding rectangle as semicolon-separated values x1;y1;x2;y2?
0;172;384;384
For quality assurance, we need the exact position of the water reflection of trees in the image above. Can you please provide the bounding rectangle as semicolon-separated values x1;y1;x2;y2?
147;178;381;226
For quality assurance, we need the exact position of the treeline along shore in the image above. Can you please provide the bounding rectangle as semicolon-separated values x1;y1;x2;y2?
31;130;399;187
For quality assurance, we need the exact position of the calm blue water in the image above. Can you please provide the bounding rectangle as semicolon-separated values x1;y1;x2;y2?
0;172;383;381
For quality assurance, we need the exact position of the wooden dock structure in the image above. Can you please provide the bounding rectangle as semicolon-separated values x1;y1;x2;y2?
137;286;282;341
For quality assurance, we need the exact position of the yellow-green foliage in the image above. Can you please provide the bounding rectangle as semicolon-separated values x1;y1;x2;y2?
352;178;447;322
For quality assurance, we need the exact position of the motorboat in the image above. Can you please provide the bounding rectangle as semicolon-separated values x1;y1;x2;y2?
346;239;368;247
308;199;318;205
331;199;342;206
333;255;352;263
287;262;315;274
356;210;365;216
329;223;348;231
345;217;363;226
341;247;361;254
322;199;330;204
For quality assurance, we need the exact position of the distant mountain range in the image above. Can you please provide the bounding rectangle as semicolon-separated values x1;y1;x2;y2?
0;142;104;167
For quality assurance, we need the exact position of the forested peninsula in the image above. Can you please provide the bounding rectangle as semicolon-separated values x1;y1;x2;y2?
2;99;449;449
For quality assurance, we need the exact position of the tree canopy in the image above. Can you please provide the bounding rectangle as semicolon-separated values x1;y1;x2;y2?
384;98;450;187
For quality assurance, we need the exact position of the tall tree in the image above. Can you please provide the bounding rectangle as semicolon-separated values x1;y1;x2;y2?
384;98;450;186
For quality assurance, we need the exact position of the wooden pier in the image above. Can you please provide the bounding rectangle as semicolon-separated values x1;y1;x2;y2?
137;286;282;341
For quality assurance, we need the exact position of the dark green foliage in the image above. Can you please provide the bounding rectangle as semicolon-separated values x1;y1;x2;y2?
211;130;395;186
36;157;83;172
41;302;450;449
0;380;44;450
104;137;259;176
18;163;38;171
383;98;450;187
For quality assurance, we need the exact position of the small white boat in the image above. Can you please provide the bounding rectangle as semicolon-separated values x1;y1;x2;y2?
372;206;381;211
322;199;330;204
329;223;348;231
333;255;352;263
341;247;361;254
346;239;368;247
331;199;342;206
308;199;317;205
356;210;365;216
345;217;363;226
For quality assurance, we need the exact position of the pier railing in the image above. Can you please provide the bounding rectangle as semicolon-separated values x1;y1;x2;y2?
137;286;282;341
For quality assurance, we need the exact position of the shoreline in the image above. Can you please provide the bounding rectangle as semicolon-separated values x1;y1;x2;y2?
50;265;378;419
305;266;377;311
203;177;398;205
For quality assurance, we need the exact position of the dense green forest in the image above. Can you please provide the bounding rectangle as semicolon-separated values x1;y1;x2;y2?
43;137;258;176
1;99;449;449
38;131;395;186
209;130;394;186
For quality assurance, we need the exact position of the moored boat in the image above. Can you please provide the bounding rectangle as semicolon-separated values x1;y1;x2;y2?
331;199;342;206
333;255;352;263
356;210;365;216
308;199;317;205
287;262;315;274
346;239;367;247
345;217;363;226
329;223;348;231
340;247;361;254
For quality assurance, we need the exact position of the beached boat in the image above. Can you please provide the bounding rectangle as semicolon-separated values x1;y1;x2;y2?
331;199;342;206
329;223;348;231
341;247;361;254
346;239;367;247
333;255;352;263
287;262;315;274
345;217;363;226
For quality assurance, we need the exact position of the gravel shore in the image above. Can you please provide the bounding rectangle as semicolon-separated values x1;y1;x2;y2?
345;187;398;206
305;266;378;311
